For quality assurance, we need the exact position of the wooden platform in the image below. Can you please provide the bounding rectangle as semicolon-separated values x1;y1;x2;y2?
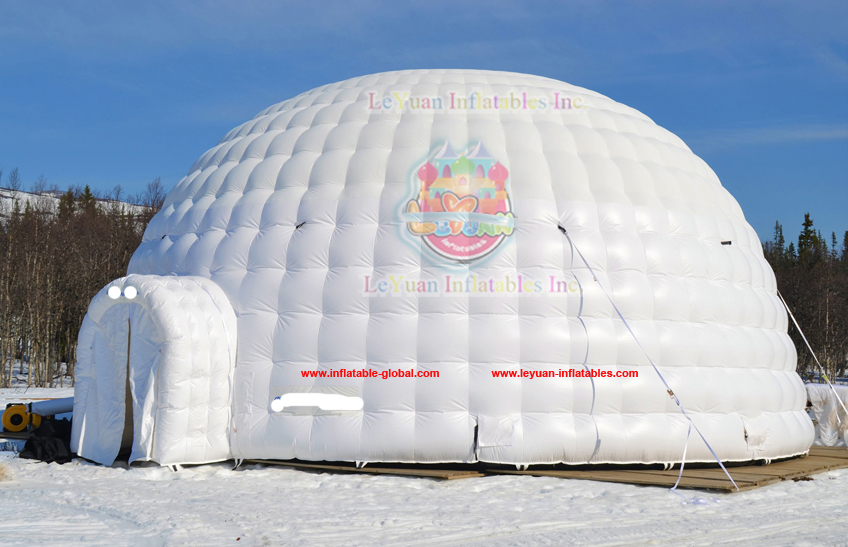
487;447;848;492
247;447;848;492
244;459;484;480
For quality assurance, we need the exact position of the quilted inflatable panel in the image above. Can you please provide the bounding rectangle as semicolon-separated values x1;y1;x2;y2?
128;69;813;464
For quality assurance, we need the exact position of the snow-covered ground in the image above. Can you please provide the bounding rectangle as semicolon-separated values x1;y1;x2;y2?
0;387;75;403
2;388;847;546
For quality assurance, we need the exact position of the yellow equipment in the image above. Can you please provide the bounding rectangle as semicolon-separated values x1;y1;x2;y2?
2;404;42;432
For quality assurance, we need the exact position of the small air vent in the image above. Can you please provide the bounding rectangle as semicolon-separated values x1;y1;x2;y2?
721;240;732;246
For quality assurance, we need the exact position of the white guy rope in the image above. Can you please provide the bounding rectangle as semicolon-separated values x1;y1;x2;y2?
559;226;739;492
777;289;848;423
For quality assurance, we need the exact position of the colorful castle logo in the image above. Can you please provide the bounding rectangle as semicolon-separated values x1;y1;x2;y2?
404;142;514;262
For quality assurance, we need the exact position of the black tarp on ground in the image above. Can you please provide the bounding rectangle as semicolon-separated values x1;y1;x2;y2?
19;419;73;464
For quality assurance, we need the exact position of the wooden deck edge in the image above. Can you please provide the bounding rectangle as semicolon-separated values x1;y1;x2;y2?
244;459;484;480
242;447;848;490
484;448;848;492
808;446;848;458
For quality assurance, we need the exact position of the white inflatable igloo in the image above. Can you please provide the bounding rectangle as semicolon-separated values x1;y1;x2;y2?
72;69;814;467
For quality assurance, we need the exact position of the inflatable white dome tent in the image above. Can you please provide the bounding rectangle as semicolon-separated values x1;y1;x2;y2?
71;69;814;467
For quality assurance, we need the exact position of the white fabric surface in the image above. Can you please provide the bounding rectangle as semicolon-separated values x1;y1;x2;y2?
806;383;848;447
72;274;237;466
80;69;813;465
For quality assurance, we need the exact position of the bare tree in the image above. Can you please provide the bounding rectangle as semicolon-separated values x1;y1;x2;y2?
6;167;21;192
0;179;158;387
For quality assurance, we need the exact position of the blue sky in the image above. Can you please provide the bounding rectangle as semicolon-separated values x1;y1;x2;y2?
1;0;846;243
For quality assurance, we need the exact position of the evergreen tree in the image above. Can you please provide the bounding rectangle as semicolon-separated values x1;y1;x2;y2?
798;213;821;265
58;189;75;219
80;185;97;217
765;214;848;381
775;221;785;254
764;221;786;266
842;231;848;264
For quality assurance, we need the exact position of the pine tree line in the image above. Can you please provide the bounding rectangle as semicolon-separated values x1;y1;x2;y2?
764;214;848;383
0;167;163;388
